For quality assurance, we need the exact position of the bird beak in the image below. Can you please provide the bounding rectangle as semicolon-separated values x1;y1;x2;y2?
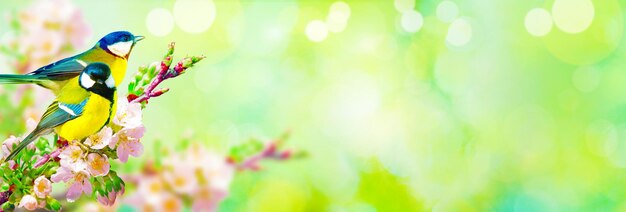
134;36;145;43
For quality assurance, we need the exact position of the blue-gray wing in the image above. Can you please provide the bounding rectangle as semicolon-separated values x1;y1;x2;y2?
28;55;88;81
37;99;88;129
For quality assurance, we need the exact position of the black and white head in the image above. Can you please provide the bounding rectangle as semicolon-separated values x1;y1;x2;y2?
79;62;116;100
98;31;144;59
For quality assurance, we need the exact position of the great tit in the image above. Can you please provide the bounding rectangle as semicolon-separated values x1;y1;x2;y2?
0;31;143;94
3;62;117;162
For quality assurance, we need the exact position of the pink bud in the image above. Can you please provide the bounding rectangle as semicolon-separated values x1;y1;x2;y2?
174;61;185;74
151;88;170;97
279;150;292;159
160;60;170;75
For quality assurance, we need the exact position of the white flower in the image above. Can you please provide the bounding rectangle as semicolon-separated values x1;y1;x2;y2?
33;176;52;198
18;194;38;211
113;97;143;128
84;127;113;149
58;145;86;171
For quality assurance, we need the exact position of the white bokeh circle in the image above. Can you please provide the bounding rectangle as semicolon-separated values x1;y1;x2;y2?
401;10;424;33
173;0;216;34
552;0;595;34
306;20;329;42
525;8;553;37
146;8;174;37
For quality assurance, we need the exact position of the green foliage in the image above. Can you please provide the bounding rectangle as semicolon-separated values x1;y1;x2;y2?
227;138;264;163
357;161;425;211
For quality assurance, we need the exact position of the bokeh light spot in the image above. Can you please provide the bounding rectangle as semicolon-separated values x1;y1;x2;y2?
543;0;623;65
436;1;459;23
446;18;472;47
401;10;423;33
326;1;351;33
173;0;216;34
305;20;328;42
552;0;594;34
146;8;174;37
524;8;553;37
394;0;415;13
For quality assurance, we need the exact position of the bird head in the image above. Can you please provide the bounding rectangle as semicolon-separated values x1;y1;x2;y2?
79;62;116;100
98;31;144;59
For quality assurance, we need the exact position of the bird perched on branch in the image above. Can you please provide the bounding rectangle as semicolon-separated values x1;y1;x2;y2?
3;62;117;162
0;31;143;94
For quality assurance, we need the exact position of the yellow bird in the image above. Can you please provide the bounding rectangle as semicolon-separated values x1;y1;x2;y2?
3;62;117;161
0;31;143;94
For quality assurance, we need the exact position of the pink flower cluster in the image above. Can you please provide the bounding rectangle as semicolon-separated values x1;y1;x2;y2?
1;119;39;167
49;97;145;205
16;176;51;210
123;146;234;211
1;0;90;73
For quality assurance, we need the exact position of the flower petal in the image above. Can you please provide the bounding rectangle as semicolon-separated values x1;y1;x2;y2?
66;181;83;202
117;143;130;163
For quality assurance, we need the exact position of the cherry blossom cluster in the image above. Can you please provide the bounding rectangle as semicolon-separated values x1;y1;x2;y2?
0;0;90;73
77;134;299;211
0;43;204;211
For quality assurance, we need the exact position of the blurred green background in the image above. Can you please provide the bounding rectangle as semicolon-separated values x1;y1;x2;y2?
3;0;626;211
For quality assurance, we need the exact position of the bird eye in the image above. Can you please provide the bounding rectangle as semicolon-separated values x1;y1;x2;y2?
122;35;130;41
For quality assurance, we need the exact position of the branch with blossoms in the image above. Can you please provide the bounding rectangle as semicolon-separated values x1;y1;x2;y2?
0;43;204;211
126;42;204;106
95;134;301;211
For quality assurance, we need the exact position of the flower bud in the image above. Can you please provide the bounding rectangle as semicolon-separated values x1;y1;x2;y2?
151;88;170;97
138;65;148;74
134;72;143;82
127;94;139;102
173;61;185;74
46;197;61;211
141;75;152;85
163;42;176;64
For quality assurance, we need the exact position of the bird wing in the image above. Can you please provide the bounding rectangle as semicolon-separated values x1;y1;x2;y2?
28;55;88;81
3;99;88;161
38;98;89;130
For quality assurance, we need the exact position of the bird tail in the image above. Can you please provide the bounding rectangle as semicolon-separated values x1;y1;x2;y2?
0;74;47;84
2;129;45;162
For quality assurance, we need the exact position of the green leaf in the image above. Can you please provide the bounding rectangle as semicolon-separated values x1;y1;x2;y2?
46;197;62;211
0;182;9;192
1;202;13;211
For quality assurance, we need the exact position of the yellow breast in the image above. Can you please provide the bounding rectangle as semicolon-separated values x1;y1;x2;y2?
55;94;114;141
54;77;116;141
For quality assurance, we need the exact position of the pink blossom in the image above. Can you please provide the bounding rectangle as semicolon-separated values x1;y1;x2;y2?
96;186;124;207
51;166;92;202
163;162;196;194
2;0;90;73
1;135;19;160
33;176;52;198
160;193;183;212
84;127;113;150
110;126;145;163
18;194;38;211
189;149;233;211
192;187;228;212
86;153;110;177
124;177;166;210
113;98;143;129
58;145;86;171
26;29;63;65
187;147;234;191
